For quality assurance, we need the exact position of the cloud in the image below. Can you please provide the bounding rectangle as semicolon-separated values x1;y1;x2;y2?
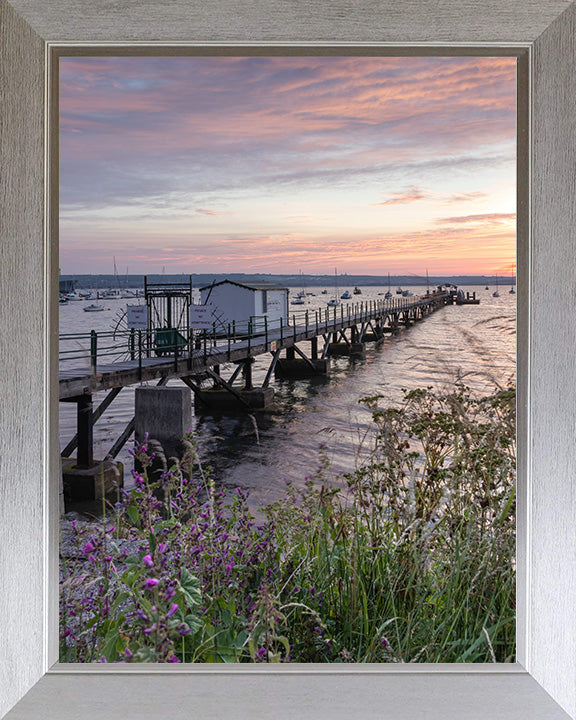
373;186;429;206
443;191;489;204
436;213;516;225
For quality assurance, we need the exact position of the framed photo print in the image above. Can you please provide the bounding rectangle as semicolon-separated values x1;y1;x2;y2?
1;1;575;718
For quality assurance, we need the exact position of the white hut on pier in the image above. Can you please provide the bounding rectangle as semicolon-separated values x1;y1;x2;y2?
199;280;289;328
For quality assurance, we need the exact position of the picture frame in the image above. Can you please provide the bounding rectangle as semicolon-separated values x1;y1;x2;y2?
1;1;575;718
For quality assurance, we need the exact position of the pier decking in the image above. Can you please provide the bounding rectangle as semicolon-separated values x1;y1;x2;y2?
59;291;458;491
59;293;449;400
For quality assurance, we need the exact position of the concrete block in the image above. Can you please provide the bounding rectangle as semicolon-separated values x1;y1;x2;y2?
194;387;274;413
62;457;123;503
274;358;330;379
135;386;192;461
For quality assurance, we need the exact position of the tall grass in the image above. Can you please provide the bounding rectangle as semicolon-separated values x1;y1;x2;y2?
60;384;515;663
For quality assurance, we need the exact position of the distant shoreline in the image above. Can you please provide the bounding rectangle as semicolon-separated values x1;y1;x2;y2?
60;273;515;290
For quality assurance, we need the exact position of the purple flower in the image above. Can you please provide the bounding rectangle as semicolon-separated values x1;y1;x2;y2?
144;578;159;589
158;543;168;554
167;654;181;663
142;554;154;568
82;541;95;555
254;647;267;662
124;648;133;660
166;603;179;618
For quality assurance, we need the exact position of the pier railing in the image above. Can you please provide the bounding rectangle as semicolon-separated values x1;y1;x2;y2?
59;294;447;376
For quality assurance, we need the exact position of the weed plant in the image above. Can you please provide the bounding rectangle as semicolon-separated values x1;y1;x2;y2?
60;384;515;663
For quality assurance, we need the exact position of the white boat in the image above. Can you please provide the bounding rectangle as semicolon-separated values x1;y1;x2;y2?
385;273;393;298
65;292;83;301
290;297;306;305
492;276;500;297
327;267;340;307
402;290;414;297
83;303;105;312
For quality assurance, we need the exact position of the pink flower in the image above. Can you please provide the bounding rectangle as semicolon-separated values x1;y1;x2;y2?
142;554;154;568
144;578;159;589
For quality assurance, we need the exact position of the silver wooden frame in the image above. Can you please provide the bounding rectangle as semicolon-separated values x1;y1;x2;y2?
1;2;575;718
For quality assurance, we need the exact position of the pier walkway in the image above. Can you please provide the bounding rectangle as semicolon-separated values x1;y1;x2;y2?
59;291;455;476
59;292;449;400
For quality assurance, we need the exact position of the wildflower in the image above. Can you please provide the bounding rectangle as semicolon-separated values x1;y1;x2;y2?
144;578;159;589
254;647;267;662
167;654;180;663
166;603;179;618
124;648;133;660
142;554;154;568
82;541;95;555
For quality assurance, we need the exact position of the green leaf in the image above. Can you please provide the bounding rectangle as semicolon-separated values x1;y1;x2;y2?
179;568;202;609
148;531;157;554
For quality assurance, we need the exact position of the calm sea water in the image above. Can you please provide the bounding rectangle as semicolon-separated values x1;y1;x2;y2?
59;284;516;510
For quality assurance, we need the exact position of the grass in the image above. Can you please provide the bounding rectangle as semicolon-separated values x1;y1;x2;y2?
59;382;515;663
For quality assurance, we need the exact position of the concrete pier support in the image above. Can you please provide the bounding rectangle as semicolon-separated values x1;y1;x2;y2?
274;357;330;379
135;386;192;460
194;387;275;412
61;457;124;504
327;342;365;358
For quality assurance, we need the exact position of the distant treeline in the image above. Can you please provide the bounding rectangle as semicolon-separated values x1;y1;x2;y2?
61;273;516;290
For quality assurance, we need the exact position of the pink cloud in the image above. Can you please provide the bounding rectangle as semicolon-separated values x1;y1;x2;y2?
373;186;429;206
436;213;516;225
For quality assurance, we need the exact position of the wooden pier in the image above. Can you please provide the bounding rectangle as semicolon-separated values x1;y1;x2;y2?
59;290;457;501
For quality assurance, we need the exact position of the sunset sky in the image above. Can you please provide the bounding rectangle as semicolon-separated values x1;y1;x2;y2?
59;55;516;276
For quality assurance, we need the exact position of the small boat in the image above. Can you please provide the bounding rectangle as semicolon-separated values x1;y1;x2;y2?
402;290;414;297
492;275;500;297
321;289;328;295
353;286;362;295
290;297;306;305
59;296;68;304
327;298;339;307
340;290;351;299
509;287;515;294
485;286;489;290
65;292;83;301
83;303;105;312
396;287;403;294
383;273;393;299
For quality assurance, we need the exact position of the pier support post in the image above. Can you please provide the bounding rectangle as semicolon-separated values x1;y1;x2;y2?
310;336;318;360
77;394;93;468
135;386;192;462
242;358;254;390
